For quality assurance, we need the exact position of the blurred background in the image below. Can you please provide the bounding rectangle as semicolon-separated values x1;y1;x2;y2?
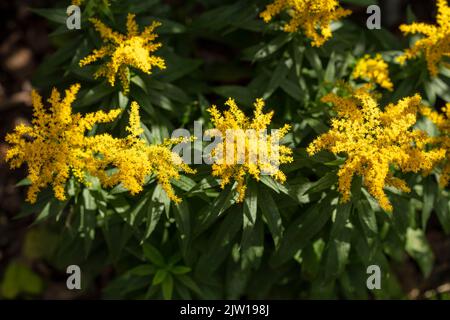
0;0;449;299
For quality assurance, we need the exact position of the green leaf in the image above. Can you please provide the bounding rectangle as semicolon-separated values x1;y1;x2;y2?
76;191;97;256
160;54;202;82
196;184;235;235
325;203;352;280
161;274;174;300
356;199;378;237
171;175;196;192
33;198;68;223
152;269;168;286
171;266;191;275
144;185;166;240
1;261;44;299
75;82;116;108
280;77;304;101
305;48;323;80
422;177;437;229
305;119;330;135
213;86;255;107
155;18;186;34
196;207;242;276
15;178;31;187
128;265;155;276
390;79;415;103
127;192;149;227
263;58;292;99
243;34;291;61
355;199;378;259
405;228;434;277
130;84;156;117
301;239;325;280
306;171;338;194
31;8;66;24
192;3;245;31
174;201;191;257
128;0;158;13
143;244;165;267
436;193;450;234
272;195;335;266
324;52;337;83
260;175;282;194
243;181;258;224
241;214;264;270
102;215;132;263
176;274;202;296
258;187;284;247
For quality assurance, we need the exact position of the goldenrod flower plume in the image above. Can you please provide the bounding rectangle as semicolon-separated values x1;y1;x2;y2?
352;54;394;91
307;87;445;211
79;13;165;94
397;0;450;76
5;84;122;203
420;104;450;187
260;0;351;47
5;87;194;203
207;98;293;202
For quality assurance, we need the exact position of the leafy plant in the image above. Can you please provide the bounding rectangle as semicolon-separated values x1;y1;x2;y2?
3;0;450;300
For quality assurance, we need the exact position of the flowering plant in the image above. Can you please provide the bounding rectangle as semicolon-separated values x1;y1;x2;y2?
2;0;449;300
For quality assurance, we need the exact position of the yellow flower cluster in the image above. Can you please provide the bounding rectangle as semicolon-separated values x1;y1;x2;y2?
71;0;110;7
87;102;195;203
5;84;120;203
421;104;450;187
260;0;351;47
352;54;394;91
307;88;445;211
5;85;193;203
79;14;165;94
397;0;450;76
207;98;293;202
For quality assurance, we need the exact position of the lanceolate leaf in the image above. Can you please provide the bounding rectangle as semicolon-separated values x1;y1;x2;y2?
325;203;352;280
405;228;434;277
143;244;165;267
259;187;284;247
174;201;191;258
144;185;167;240
196;207;242;276
241;213;264;270
271;194;336;266
243;181;258;225
195;184;235;235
